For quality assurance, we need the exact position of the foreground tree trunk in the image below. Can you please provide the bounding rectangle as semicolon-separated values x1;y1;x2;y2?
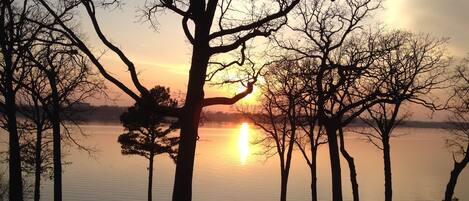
34;126;43;201
383;138;392;201
148;152;155;201
49;74;62;201
444;153;469;201
6;92;23;201
338;129;359;201
172;104;202;201
325;123;343;201
172;29;209;200
280;171;289;201
4;73;24;201
0;1;23;199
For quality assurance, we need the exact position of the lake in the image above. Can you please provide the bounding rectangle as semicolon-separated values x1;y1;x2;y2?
1;123;468;201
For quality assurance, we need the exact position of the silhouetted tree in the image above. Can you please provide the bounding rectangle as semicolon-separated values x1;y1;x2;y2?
331;87;361;201
35;0;301;200
359;32;450;201
17;66;100;201
119;86;179;201
272;1;390;200
443;57;469;201
15;52;55;201
18;129;53;201
0;0;41;199
338;128;359;200
359;102;406;201
1;1;87;199
296;113;327;201
243;59;302;201
19;26;105;200
294;58;327;201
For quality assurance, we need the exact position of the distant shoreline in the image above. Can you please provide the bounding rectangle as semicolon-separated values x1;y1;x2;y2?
69;105;453;129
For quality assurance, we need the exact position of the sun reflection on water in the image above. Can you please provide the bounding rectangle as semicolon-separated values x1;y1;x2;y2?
239;123;250;165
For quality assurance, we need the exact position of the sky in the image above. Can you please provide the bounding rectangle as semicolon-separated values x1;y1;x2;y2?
381;0;469;56
79;0;469;120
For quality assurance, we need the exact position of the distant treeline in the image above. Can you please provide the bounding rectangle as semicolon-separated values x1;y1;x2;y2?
41;104;249;123
9;104;125;123
73;104;127;123
76;105;249;124
48;104;452;128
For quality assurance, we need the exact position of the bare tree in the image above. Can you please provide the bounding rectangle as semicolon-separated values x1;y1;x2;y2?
34;0;302;200
0;0;45;199
273;1;394;198
242;59;302;201
1;1;83;199
294;58;327;201
18;26;105;200
359;32;450;201
443;57;469;201
359;102;407;201
17;68;53;201
295;114;327;201
17;60;102;201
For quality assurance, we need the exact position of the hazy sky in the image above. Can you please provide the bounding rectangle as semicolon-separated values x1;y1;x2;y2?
381;0;469;56
81;0;469;120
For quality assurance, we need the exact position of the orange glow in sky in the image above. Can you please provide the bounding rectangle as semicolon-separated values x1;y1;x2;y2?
83;1;469;121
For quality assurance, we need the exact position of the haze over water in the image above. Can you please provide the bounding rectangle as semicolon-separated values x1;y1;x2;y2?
1;124;468;201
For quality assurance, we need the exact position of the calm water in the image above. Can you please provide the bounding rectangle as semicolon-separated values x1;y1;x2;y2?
1;124;468;201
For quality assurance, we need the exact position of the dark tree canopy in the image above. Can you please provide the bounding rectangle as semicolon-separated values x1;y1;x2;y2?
119;86;179;160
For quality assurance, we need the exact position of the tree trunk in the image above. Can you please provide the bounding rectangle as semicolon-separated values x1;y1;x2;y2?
444;154;469;201
172;95;203;201
325;124;343;201
280;132;295;201
4;73;24;201
311;147;318;201
34;126;43;201
172;27;210;201
1;4;23;200
49;75;62;201
338;129;359;201
280;171;288;201
383;138;392;201
6;96;23;201
148;153;154;201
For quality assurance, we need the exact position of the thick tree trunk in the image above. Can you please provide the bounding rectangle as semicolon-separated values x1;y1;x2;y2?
444;154;469;201
383;138;392;201
338;129;359;201
4;75;24;201
148;153;154;201
6;100;23;201
311;147;318;201
172;100;202;201
172;30;209;201
325;124;343;201
1;5;23;200
49;75;62;201
280;171;288;201
34;127;43;201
